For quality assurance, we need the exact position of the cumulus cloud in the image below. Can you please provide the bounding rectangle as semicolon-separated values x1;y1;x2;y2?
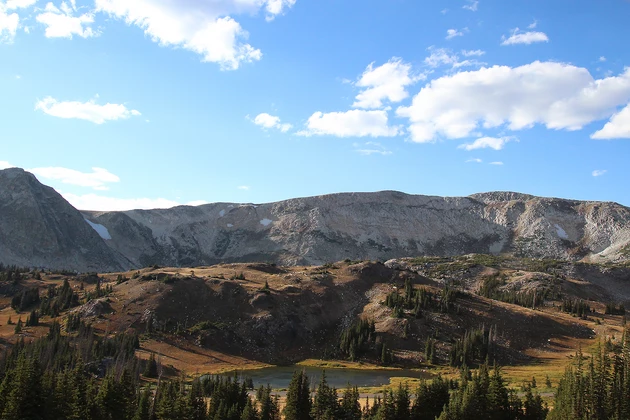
0;4;19;42
591;104;630;139
458;136;516;151
592;169;607;177
463;0;478;11
396;62;630;143
251;113;292;132
36;2;97;39
94;0;295;69
29;166;120;190
353;58;421;109
35;96;141;124
446;28;466;40
501;28;549;45
297;110;400;138
0;161;16;170
6;0;38;9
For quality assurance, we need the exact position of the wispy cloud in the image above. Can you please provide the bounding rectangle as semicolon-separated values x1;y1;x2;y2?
446;28;467;40
458;136;517;151
489;161;504;165
35;96;141;124
528;20;538;29
461;49;485;57
463;0;478;11
29;167;120;191
353;141;393;156
501;28;549;45
237;185;251;191
466;158;483;163
592;169;607;177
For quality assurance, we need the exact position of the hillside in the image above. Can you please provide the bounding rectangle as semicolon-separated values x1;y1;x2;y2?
2;256;627;377
1;167;630;272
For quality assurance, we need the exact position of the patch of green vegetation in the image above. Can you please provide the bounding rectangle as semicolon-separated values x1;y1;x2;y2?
188;320;228;334
465;254;506;267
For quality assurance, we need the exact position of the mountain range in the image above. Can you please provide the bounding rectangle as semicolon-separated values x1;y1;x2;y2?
1;167;629;272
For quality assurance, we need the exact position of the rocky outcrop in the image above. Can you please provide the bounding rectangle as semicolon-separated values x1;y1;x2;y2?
0;168;128;272
1;168;629;272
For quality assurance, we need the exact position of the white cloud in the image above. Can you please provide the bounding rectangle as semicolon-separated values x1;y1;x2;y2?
251;113;292;132
461;49;485;57
446;28;466;40
264;0;296;21
599;56;607;62
458;136;516;151
61;192;193;211
29;166;120;190
353;58;421;109
35;96;141;124
0;4;19;43
424;47;484;69
489;161;504;165
527;20;537;29
441;8;448;14
501;28;549;46
466;158;482;163
463;0;478;11
354;141;392;156
237;185;250;190
424;48;458;68
36;1;97;39
5;0;38;9
591;105;630;139
397;62;630;143
592;169;607;177
297;110;400;138
0;161;16;170
94;0;295;69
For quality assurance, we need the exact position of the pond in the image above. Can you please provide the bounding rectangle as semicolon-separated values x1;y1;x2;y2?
221;365;433;389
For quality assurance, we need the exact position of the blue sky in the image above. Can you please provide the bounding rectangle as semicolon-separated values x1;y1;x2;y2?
1;0;630;210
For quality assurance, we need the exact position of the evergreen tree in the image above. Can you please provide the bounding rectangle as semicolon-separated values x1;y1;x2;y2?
311;372;337;420
284;370;312;420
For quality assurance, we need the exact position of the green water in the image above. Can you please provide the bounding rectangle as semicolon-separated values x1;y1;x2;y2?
221;366;432;389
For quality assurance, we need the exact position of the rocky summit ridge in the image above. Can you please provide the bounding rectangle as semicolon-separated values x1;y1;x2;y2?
1;168;629;272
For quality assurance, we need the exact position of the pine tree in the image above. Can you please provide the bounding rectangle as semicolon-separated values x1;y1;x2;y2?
283;370;312;420
311;372;337;420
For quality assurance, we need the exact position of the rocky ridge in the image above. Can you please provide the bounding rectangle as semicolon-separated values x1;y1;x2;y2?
1;168;629;272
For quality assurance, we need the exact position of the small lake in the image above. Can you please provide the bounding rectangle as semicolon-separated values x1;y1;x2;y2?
221;366;432;389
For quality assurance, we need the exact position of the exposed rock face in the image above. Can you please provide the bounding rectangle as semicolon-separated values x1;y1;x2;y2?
1;168;629;272
0;168;128;272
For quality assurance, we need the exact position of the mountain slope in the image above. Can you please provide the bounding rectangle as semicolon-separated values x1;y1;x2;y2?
0;168;128;272
87;190;630;268
1;168;629;272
